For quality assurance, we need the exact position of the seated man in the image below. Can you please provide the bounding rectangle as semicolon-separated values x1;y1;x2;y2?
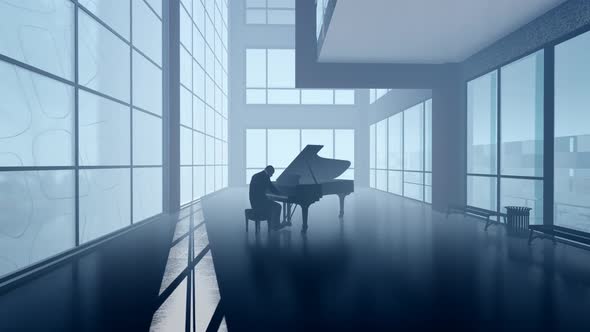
249;165;284;231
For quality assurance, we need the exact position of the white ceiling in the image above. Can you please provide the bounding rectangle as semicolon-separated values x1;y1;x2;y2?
318;0;567;64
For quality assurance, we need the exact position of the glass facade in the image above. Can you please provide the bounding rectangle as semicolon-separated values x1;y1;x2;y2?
179;0;229;206
554;30;590;233
246;129;355;183
369;99;432;203
246;49;355;105
369;89;392;104
466;51;544;224
0;0;163;278
246;0;295;25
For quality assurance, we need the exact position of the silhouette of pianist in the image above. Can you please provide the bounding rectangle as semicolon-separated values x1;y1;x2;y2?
249;166;284;231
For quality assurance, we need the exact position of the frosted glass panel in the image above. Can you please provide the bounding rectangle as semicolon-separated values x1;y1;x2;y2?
193;63;205;98
193;166;205;200
133;110;162;166
267;10;295;24
554;30;590;233
194;30;205;67
267;89;300;104
180;3;192;49
267;49;295;88
193;132;206;165
206;136;214;165
133;167;162;222
145;0;163;17
404;104;424;171
388;171;402;195
79;168;130;243
335;130;354;168
467;71;498;175
206;107;215;136
193;98;206;132
376;120;387;169
180;87;192;127
205;166;215;194
467;176;497;211
246;49;266;88
0;61;74;167
268;130;300;168
370;124;375;168
246;9;266;24
181;166;192;205
501;51;544;177
301;90;333;105
215;165;223;190
0;170;75;278
79;0;130;40
78;10;130;102
425;100;432;172
132;0;162;65
0;0;74;80
376;170;387;191
180;127;192;166
133;51;162;116
403;172;423;201
335;90;355;105
180;47;192;89
79;90;130;166
388;114;403;170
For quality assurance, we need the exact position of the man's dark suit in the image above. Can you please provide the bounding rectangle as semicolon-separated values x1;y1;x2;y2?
249;170;282;227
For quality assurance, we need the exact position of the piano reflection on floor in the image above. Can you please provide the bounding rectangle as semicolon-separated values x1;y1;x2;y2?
266;145;354;233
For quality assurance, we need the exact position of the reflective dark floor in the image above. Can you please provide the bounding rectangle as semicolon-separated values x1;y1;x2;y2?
204;188;590;331
1;188;590;331
0;202;226;331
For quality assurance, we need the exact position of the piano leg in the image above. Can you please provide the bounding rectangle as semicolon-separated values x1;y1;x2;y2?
282;202;287;222
301;204;309;233
286;203;293;225
337;193;348;218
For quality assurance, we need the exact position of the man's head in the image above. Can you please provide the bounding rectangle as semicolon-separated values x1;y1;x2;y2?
264;165;275;177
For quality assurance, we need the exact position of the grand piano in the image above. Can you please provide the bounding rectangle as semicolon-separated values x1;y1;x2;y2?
266;145;354;233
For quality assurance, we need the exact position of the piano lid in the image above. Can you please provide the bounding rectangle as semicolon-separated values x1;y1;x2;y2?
276;145;351;185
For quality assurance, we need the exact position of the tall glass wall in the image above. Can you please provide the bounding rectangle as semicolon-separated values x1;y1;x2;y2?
246;129;355;183
179;0;229;206
555;30;590;232
467;51;544;224
369;99;432;203
245;49;354;105
0;0;163;279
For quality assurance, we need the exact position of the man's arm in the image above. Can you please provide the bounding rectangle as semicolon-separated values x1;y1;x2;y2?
266;176;281;195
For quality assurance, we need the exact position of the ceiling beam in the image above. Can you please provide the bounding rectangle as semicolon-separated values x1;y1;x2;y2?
295;0;457;89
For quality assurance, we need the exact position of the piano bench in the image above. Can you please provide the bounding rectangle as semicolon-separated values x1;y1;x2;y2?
245;209;269;233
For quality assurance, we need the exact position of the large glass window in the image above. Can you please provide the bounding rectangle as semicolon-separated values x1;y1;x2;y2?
179;0;229;205
246;49;355;105
246;129;355;183
246;0;295;25
0;0;163;279
467;71;498;175
369;99;432;203
0;0;74;80
555;30;590;232
466;50;544;224
368;89;392;104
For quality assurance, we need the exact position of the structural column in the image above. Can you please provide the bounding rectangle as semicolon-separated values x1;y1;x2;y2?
163;0;181;213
